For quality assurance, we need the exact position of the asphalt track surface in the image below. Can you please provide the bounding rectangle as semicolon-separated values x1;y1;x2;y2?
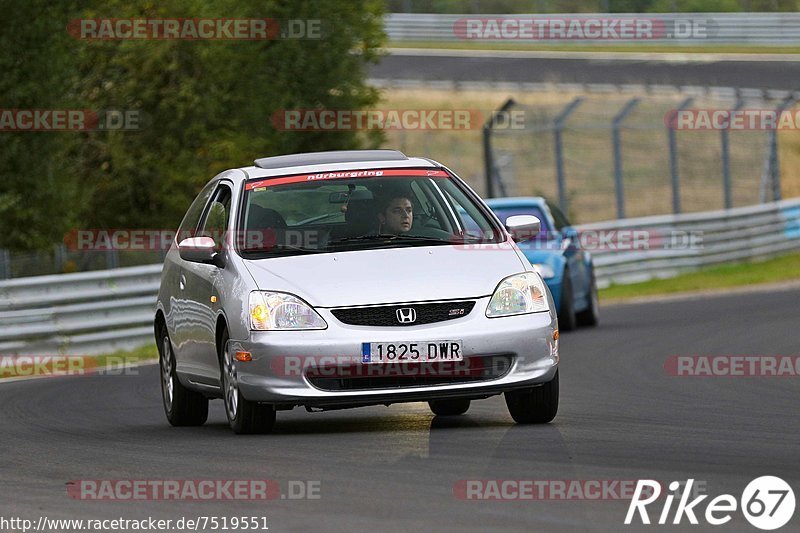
2;286;799;532
372;50;800;90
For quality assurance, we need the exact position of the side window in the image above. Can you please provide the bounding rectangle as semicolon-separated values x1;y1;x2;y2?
413;179;453;233
444;191;482;234
198;184;232;251
178;181;216;236
410;180;439;228
409;181;428;212
546;201;569;232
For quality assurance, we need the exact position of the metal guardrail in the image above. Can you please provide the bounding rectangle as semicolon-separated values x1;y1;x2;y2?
0;198;798;354
0;265;161;355
385;13;800;45
583;198;800;287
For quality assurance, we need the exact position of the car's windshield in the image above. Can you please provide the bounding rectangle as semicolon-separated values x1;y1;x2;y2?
239;168;503;257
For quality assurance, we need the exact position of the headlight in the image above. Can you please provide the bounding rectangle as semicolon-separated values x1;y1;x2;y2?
249;291;327;330
486;272;549;317
532;263;555;279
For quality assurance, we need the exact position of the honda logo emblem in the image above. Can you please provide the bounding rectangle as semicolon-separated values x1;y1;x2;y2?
396;307;417;324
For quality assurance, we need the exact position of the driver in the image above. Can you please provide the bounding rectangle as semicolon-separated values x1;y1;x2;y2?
377;196;413;234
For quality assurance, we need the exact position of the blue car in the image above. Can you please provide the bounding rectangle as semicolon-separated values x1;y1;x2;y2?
485;197;598;330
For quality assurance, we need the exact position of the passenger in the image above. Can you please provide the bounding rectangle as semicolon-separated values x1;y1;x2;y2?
377;196;413;234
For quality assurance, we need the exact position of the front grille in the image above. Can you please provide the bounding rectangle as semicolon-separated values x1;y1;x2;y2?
331;300;476;327
306;354;513;391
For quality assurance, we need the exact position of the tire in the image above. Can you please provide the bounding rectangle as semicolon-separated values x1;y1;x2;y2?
220;330;276;435
558;271;577;332
158;324;208;426
576;270;599;327
428;398;471;416
504;370;559;424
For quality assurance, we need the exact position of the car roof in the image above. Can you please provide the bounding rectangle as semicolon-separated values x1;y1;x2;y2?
228;150;440;182
484;196;548;208
253;149;408;169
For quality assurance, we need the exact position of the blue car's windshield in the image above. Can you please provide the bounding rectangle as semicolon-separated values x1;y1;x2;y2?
490;206;551;233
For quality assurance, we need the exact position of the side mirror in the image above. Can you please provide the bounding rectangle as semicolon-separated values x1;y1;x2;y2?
505;215;541;242
178;237;224;267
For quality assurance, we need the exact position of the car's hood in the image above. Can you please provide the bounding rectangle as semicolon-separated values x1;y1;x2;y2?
242;244;528;307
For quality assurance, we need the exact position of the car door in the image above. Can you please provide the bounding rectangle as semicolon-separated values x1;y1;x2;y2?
178;181;232;384
548;202;588;302
166;180;215;366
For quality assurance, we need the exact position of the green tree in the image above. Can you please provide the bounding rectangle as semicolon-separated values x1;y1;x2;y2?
1;0;385;250
0;0;85;250
75;0;386;231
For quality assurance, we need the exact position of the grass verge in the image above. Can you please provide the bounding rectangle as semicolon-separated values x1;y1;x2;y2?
93;343;158;368
0;343;157;380
599;251;800;301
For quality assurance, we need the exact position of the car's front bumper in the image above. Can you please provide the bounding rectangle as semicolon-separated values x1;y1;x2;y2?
229;297;559;408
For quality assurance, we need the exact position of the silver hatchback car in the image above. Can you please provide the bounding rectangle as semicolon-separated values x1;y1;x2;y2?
155;150;559;433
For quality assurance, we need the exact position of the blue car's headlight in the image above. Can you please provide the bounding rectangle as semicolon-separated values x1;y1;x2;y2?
486;272;550;317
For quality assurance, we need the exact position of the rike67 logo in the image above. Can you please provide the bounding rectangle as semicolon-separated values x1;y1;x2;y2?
625;477;795;530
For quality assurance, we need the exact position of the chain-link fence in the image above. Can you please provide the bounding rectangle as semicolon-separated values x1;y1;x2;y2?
0;246;165;279
484;90;796;223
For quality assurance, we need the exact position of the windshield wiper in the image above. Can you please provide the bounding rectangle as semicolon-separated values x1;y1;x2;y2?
242;243;326;255
328;234;451;246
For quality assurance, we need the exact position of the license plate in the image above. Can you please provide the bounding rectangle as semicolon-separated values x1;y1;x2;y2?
361;341;463;364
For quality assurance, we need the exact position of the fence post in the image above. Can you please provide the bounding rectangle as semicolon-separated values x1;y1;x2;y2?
0;249;9;279
759;132;772;203
611;97;640;219
553;97;583;214
483;98;516;198
482;125;494;198
770;96;794;202
669;97;694;215
720;97;743;209
105;249;120;269
53;243;66;273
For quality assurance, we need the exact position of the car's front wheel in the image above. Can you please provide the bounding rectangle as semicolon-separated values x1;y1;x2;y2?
428;398;471;416
220;331;276;434
158;324;208;426
504;370;559;424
